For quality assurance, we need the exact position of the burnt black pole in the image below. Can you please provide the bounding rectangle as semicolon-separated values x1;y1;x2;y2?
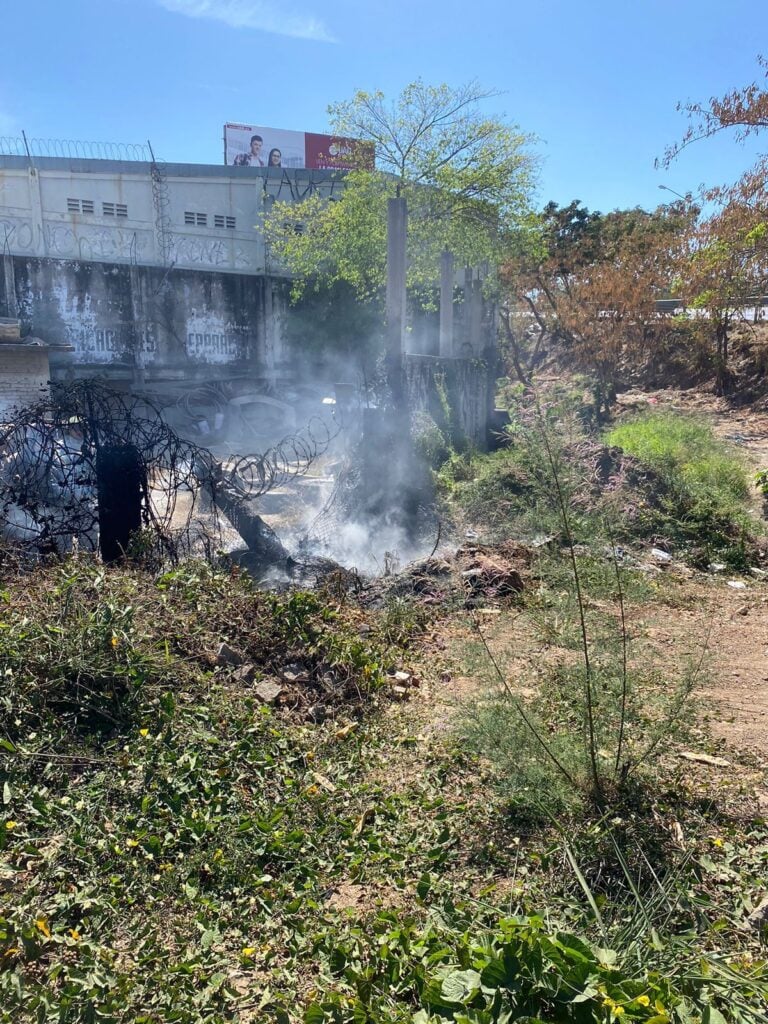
96;444;144;563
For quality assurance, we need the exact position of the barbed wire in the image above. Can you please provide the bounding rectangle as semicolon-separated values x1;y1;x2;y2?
0;136;153;162
227;417;336;498
0;381;209;560
0;380;339;564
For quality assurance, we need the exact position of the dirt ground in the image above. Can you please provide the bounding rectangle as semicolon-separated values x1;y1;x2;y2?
613;387;768;764
639;581;768;761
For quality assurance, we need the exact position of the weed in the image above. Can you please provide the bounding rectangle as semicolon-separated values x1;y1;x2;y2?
458;402;703;819
606;412;757;566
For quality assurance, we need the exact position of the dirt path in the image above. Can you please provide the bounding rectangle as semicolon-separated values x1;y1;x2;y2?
638;579;768;763
612;387;768;763
382;388;768;789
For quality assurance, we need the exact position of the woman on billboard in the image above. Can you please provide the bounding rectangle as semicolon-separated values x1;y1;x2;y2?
267;148;282;167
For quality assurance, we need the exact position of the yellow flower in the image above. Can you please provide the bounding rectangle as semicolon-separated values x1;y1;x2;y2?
126;838;139;848
139;728;149;737
4;821;17;830
635;995;650;1007
36;918;51;938
712;837;724;848
242;946;256;957
602;997;625;1018
69;929;80;941
304;784;319;796
111;635;119;648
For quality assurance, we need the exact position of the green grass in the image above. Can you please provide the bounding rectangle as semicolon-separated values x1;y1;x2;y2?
605;415;749;503
605;412;756;566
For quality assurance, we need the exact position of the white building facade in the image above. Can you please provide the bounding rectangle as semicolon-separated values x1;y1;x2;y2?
0;155;343;378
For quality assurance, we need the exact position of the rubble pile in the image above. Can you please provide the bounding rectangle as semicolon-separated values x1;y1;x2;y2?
368;540;533;609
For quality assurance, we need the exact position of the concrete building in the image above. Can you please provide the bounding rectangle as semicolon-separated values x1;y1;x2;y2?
0;317;68;418
0;154;344;382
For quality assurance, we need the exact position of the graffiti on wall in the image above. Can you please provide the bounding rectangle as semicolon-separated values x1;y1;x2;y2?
45;225;152;262
172;236;230;268
1;217;36;252
185;312;245;363
64;323;157;362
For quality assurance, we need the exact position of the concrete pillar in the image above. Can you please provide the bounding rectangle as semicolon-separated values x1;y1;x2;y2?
468;272;483;356
386;197;407;407
439;251;454;358
263;277;275;371
2;254;18;318
27;169;47;256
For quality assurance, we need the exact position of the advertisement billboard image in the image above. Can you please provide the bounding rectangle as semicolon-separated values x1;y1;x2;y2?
224;123;373;171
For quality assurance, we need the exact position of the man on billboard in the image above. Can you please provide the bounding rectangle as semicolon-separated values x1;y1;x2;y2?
233;135;265;167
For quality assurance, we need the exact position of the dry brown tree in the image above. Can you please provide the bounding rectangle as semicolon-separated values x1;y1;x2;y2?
500;202;687;413
660;58;768;392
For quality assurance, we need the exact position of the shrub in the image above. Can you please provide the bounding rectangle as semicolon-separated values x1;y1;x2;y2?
0;560;390;737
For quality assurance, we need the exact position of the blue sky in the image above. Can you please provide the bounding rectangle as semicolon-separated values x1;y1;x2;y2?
0;0;764;212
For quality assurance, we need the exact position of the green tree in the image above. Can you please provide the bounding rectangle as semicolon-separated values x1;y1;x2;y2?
264;80;538;303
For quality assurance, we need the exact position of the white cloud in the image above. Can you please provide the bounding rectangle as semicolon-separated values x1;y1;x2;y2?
158;0;336;43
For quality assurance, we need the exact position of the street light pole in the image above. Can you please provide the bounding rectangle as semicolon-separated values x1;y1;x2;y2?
658;184;691;202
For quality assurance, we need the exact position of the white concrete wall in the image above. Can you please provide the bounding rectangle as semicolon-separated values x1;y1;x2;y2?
0;158;341;276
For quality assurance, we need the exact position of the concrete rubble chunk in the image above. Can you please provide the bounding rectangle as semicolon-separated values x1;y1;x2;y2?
232;663;256;683
254;679;283;704
532;534;556;548
727;580;747;590
744;896;768;932
392;670;412;685
216;642;246;667
281;664;310;684
651;547;672;564
749;567;768;579
678;751;731;768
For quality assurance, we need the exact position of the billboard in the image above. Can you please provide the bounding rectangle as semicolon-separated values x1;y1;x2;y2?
224;123;373;171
